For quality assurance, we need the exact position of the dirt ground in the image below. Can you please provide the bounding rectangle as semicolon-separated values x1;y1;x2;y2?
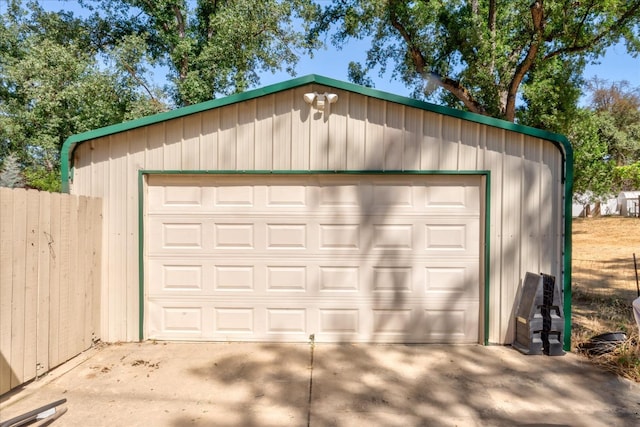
572;216;640;380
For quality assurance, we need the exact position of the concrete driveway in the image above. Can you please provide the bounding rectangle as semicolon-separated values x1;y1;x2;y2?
1;342;639;426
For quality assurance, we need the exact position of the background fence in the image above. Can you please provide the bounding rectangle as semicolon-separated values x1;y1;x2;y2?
0;188;102;395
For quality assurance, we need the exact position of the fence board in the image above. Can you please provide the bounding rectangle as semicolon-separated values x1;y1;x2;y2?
10;189;27;389
0;188;101;395
37;191;51;375
48;192;61;369
58;195;71;363
0;189;15;394
23;190;40;382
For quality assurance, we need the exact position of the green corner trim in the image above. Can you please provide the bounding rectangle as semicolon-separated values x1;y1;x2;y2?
563;140;574;351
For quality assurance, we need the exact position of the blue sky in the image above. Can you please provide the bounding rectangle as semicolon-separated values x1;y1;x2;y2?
12;1;640;102
262;38;640;102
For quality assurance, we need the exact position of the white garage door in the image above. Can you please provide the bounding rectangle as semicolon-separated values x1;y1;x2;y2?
145;174;481;343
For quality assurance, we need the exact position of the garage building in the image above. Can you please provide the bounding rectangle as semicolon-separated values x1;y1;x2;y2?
61;75;573;348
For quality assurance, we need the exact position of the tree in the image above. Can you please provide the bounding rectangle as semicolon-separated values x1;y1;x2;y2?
313;0;640;123
587;78;640;165
0;1;165;191
568;79;640;200
81;0;321;106
567;109;614;202
612;162;640;192
0;153;25;188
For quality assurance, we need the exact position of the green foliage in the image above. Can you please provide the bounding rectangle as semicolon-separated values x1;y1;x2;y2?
569;80;640;200
314;0;640;123
0;1;165;191
23;167;61;192
567;109;615;202
517;57;584;134
587;79;640;165
87;0;322;106
612;162;640;192
0;153;25;188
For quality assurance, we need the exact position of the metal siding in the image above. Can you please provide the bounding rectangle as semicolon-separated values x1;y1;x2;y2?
459;122;480;170
440;116;460;170
274;92;293;170
146;123;165;170
292;87;311;170
108;136;128;340
365;98;385;169
182;114;201;170
127;129;146;340
218;104;237;169
200;110;219;169
500;132;523;343
545;141;564;279
347;93;366;170
237;99;256;170
421;112;442;170
328;89;348;170
70;83;565;344
310;97;329;170
385;103;404;170
164;119;183;169
73;143;92;195
404;107;422;170
483;127;504;343
521;139;542;276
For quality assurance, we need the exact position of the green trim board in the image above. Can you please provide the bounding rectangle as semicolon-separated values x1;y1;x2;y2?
483;173;491;346
138;171;145;341
137;170;491;343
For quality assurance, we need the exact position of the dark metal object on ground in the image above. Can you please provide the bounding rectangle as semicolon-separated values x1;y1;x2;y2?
577;332;628;356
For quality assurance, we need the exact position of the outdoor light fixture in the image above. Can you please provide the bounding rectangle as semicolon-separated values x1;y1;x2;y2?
303;92;339;112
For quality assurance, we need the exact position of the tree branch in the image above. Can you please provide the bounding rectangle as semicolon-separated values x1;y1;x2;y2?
544;1;640;60
120;60;158;104
388;0;487;115
505;0;545;121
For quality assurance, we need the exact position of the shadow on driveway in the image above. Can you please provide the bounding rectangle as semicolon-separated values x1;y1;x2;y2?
1;342;639;426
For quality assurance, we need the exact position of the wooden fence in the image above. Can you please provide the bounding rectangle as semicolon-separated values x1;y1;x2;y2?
0;188;102;395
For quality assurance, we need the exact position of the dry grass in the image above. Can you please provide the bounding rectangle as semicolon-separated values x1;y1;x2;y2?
572;216;640;381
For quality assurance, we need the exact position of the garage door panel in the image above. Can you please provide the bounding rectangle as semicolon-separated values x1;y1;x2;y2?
147;303;204;338
146;174;482;343
146;300;480;343
147;260;206;293
267;265;308;291
214;223;255;249
424;218;480;255
147;259;479;299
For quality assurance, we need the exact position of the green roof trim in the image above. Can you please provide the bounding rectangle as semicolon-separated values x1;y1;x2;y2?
61;74;572;191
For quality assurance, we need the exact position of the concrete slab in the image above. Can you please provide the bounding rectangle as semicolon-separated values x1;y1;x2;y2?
1;342;639;426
